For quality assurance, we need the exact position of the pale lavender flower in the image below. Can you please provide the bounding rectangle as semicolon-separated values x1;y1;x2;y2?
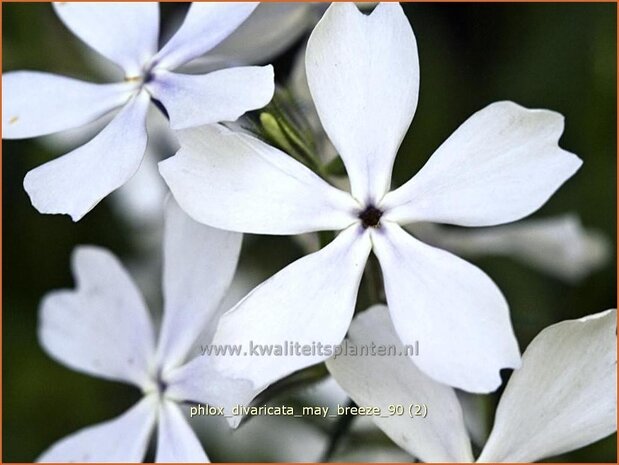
37;199;248;462
3;2;274;221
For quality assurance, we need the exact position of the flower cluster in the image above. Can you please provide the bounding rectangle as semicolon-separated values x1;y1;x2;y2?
3;2;615;463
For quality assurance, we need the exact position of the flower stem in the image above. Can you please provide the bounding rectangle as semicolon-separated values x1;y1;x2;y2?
363;254;385;308
321;398;358;461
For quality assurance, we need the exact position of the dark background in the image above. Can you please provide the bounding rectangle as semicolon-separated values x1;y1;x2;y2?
3;2;617;462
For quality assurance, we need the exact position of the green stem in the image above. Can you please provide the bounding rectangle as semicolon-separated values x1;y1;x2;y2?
318;230;336;248
321;398;358;461
363;254;384;308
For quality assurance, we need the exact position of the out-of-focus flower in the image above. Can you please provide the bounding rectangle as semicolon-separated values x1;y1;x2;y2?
37;199;248;462
180;3;318;73
327;305;617;462
161;3;581;394
182;3;377;73
3;2;274;221
407;215;611;283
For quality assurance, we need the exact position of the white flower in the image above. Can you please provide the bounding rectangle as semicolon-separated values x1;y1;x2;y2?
37;198;248;462
327;305;617;462
3;2;275;221
288;38;609;284
160;2;582;394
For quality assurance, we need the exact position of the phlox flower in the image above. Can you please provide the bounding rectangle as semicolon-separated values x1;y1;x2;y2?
3;2;274;221
327;305;617;462
287;41;609;283
161;2;582;395
37;199;247;462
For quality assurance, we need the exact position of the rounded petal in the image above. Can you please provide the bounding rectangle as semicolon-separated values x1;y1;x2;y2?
155;400;209;463
210;225;372;392
371;223;521;393
53;2;159;76
154;2;258;70
327;306;474;463
409;215;611;282
38;246;156;388
148;66;274;130
156;197;243;371
479;309;617;462
159;124;358;235
38;394;157;462
2;71;133;139
24;91;150;221
306;3;419;203
382;101;583;226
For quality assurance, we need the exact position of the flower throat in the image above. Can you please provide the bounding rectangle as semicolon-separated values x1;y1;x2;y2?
358;205;383;228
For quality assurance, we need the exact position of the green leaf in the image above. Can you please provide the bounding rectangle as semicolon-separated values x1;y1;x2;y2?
323;155;347;176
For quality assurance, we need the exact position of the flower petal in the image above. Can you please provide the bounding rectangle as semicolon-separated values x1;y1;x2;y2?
382;101;582;226
38;394;157;462
210;225;372;393
154;2;258;70
371;223;521;393
181;3;314;72
156;197;242;371
164;355;255;415
24;91;150;221
38;246;156;388
327;305;474;462
479;309;617;462
148;66;274;129
53;2;159;76
306;2;419;203
408;215;610;282
155;400;209;463
159;124;358;235
2;71;133;139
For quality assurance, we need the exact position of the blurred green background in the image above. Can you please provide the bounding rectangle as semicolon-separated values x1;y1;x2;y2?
3;2;616;462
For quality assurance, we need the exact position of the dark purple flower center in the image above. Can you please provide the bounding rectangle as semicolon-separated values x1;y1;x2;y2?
358;205;383;228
